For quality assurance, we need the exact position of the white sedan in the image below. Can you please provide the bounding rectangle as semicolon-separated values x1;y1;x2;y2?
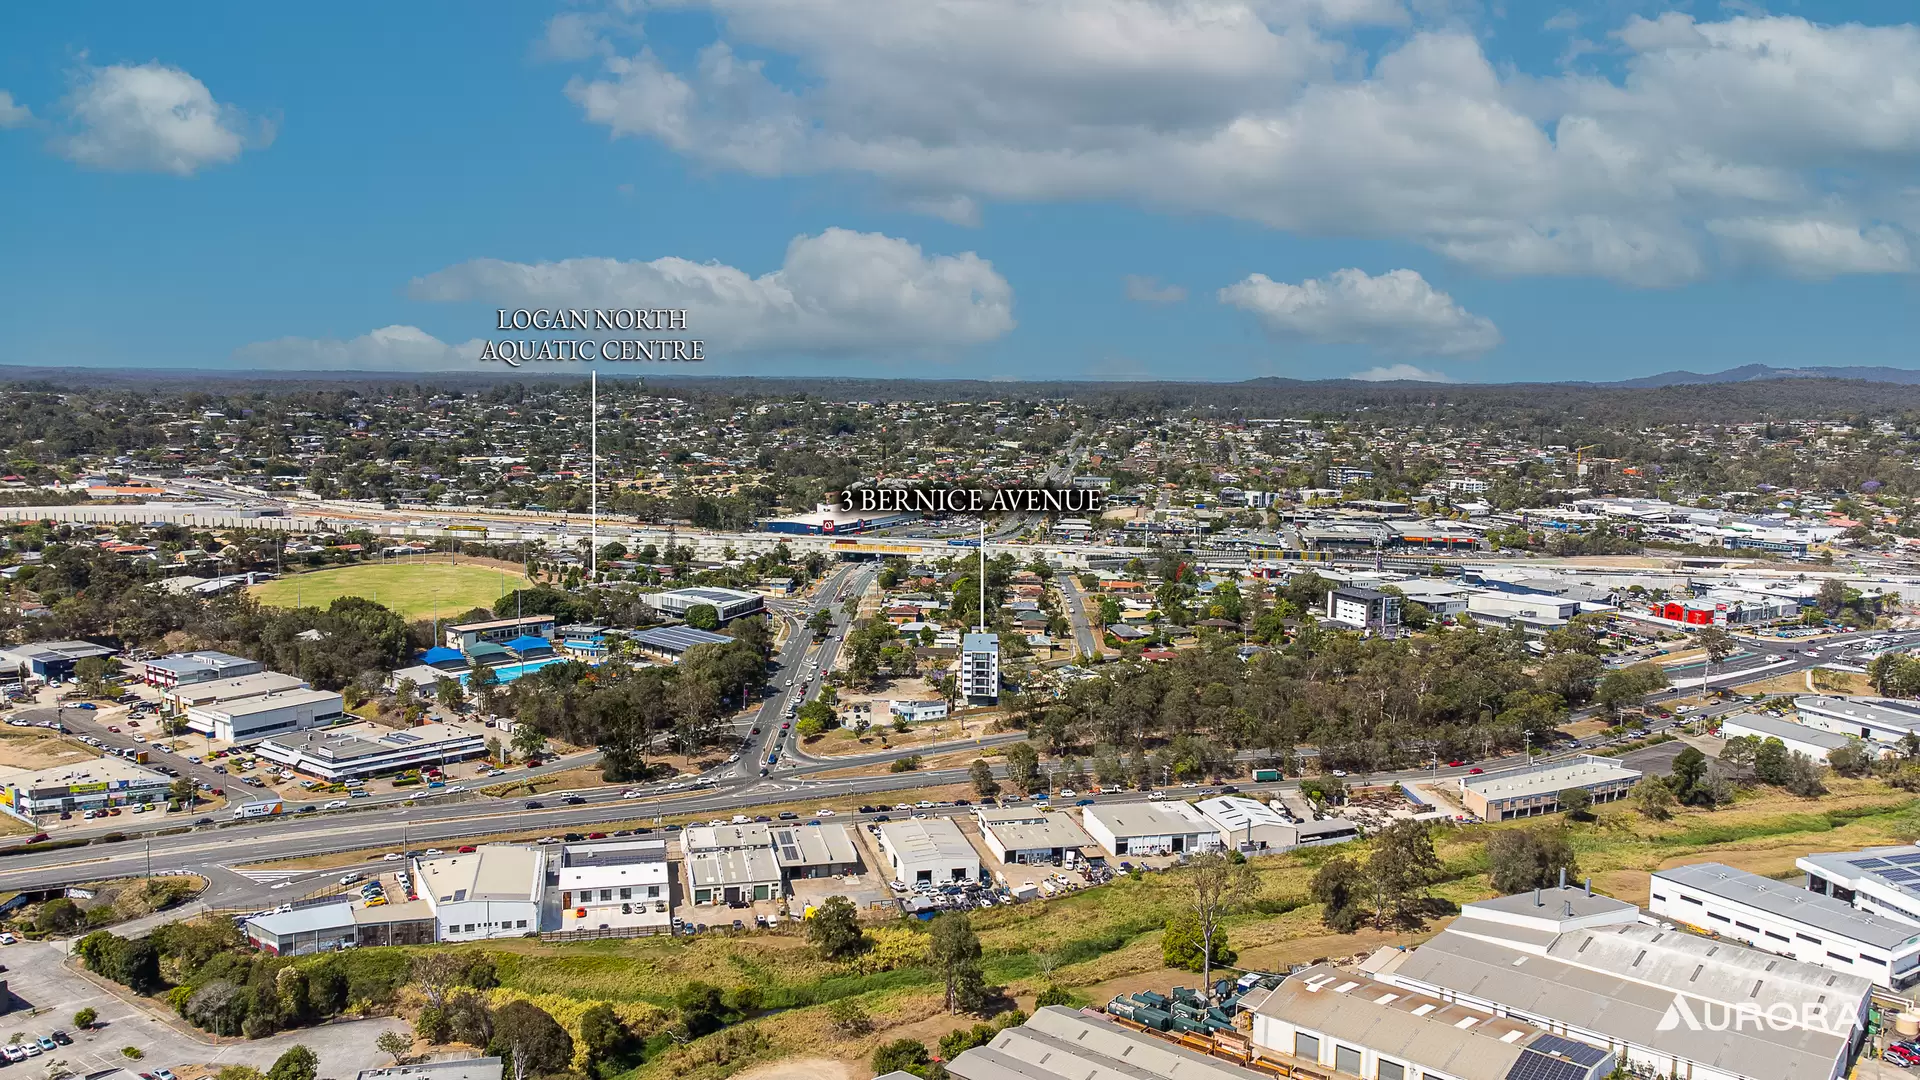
324;799;348;809
383;852;403;861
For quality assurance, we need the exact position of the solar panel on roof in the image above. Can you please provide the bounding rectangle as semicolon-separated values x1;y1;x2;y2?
1888;853;1920;867
1506;1052;1598;1080
1852;858;1893;870
1885;869;1920;884
1528;1034;1609;1066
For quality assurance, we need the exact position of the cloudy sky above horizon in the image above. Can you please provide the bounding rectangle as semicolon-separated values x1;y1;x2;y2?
4;1;1920;383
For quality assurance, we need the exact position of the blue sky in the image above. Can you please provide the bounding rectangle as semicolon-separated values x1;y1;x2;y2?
3;1;1919;384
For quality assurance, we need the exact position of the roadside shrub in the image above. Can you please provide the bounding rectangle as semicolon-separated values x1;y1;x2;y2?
852;927;930;974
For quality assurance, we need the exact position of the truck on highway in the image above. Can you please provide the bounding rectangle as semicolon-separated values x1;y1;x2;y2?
232;797;284;820
1252;769;1281;783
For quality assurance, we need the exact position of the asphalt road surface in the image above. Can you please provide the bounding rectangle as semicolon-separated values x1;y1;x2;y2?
3;625;1908;910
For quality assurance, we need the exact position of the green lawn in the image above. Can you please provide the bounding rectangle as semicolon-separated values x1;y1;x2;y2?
249;561;530;622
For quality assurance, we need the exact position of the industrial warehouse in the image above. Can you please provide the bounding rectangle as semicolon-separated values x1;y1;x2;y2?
1651;862;1920;989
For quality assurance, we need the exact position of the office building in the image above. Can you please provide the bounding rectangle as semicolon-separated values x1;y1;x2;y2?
186;686;345;744
1082;801;1222;858
960;632;999;703
1372;886;1871;1080
647;586;764;624
1799;844;1920;927
0;758;170;821
557;839;671;933
414;845;545;942
877;817;983;885
1651;862;1920;989
442;615;556;654
889;699;949;724
974;807;1094;865
139;651;263;689
255;721;486;781
1324;586;1401;634
165;670;307;713
1458;755;1640;821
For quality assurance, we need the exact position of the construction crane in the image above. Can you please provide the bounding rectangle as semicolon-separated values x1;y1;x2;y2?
1574;444;1602;468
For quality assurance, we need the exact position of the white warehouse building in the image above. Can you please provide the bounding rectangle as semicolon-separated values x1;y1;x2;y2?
1651;862;1920;990
1795;695;1920;743
556;839;672;934
877;818;982;885
1082;801;1222;858
1799;844;1920;927
413;845;545;942
187;686;345;744
1373;886;1872;1080
1719;712;1879;764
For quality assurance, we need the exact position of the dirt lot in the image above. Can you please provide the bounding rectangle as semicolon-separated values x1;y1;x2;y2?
733;1058;854;1080
808;710;1003;758
0;728;99;770
483;764;611;797
808;748;1002;780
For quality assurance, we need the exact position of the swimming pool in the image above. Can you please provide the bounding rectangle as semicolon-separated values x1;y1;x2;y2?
473;656;570;683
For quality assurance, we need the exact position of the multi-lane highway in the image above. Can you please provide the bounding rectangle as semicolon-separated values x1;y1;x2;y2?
3;560;1912;912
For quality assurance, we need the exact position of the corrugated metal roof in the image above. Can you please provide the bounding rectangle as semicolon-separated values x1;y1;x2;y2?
1390;921;1864;1080
1656;862;1920;951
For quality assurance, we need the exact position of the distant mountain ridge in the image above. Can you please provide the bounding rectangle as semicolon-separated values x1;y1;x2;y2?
1608;363;1920;388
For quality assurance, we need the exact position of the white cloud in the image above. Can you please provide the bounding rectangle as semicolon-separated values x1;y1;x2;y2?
557;4;1920;283
408;228;1014;355
1707;217;1913;277
56;62;265;175
1123;275;1187;305
0;91;32;129
1349;364;1455;381
233;326;485;371
1219;267;1501;355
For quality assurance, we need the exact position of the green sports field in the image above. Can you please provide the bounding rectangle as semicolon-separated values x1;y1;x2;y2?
249;561;531;622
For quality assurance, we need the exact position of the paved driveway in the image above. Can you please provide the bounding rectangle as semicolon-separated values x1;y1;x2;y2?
2;940;407;1075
